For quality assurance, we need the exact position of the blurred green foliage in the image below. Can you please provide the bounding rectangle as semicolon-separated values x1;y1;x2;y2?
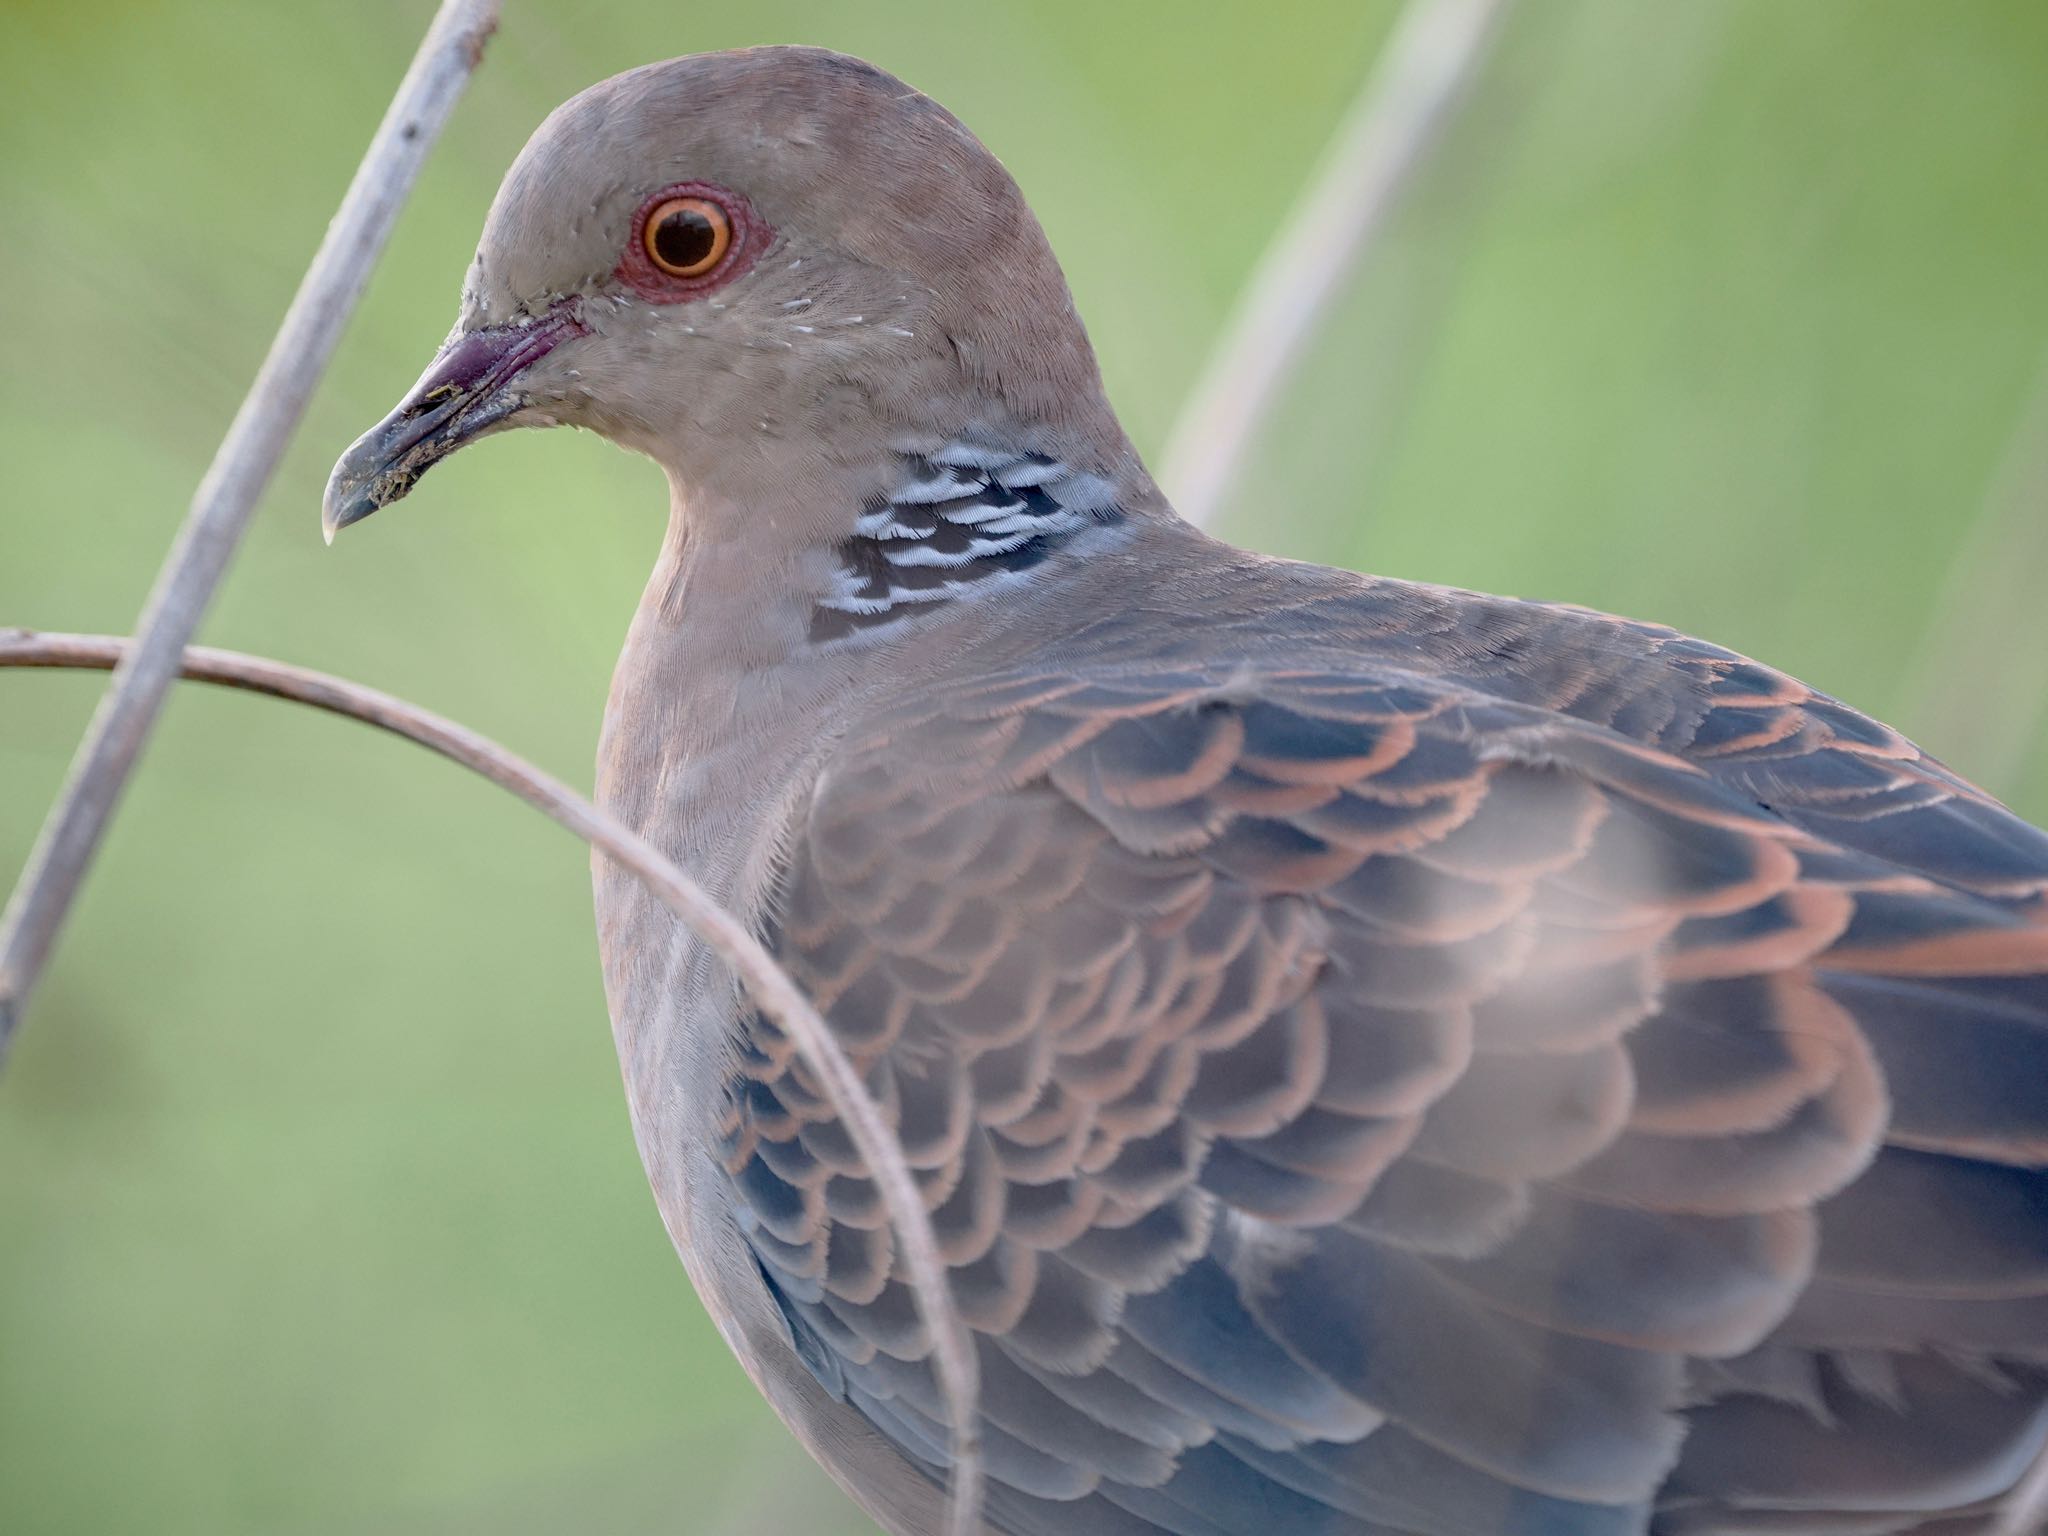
4;2;2047;1532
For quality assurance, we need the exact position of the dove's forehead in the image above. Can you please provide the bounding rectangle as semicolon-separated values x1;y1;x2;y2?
465;46;1004;318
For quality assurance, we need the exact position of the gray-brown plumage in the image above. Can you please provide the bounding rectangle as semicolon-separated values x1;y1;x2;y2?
325;46;2048;1536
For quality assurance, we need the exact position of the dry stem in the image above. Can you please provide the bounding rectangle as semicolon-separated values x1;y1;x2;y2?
1896;351;2048;799
2002;1449;2048;1536
0;0;502;1055
0;628;984;1536
1159;0;1511;530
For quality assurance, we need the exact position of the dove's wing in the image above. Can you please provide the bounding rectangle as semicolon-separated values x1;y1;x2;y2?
718;640;2048;1536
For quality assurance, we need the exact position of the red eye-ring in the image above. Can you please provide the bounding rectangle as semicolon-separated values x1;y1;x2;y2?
615;181;769;302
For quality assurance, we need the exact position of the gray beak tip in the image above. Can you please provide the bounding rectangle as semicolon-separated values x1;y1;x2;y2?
320;434;391;544
320;307;586;547
320;466;377;544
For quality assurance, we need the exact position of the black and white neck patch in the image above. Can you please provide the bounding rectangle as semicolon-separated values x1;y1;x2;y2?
808;441;1125;643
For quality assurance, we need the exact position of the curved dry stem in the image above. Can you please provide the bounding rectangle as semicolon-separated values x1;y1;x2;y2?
1159;0;1511;530
0;0;500;1054
0;628;984;1536
1998;1441;2048;1536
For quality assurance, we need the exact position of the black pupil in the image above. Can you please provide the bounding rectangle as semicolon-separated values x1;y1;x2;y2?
654;208;716;271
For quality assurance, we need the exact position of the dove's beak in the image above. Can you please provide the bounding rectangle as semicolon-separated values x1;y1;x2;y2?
322;309;586;543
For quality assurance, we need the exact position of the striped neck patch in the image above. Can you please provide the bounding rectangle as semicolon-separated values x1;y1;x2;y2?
808;442;1124;643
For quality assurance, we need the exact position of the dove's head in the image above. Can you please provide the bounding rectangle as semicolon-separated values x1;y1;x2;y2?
324;46;1132;541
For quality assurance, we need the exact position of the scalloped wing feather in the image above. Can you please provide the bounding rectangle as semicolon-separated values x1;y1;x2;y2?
723;631;2048;1536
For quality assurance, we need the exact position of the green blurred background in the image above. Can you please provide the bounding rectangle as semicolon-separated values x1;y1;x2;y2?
5;2;2048;1531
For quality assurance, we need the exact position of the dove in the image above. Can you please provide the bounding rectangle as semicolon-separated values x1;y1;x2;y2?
325;45;2048;1536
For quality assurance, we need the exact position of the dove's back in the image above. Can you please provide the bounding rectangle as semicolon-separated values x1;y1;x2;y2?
637;532;2048;1536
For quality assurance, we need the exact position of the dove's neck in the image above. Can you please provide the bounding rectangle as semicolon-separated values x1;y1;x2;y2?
592;507;861;1132
806;435;1139;642
599;438;1150;822
592;430;1167;1068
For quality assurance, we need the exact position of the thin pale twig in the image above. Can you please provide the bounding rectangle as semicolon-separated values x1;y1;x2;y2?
1998;1440;2048;1536
0;0;501;1057
0;628;985;1536
1895;350;2048;801
1159;0;1512;531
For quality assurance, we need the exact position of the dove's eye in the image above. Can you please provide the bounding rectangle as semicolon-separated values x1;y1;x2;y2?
644;196;732;278
616;181;766;303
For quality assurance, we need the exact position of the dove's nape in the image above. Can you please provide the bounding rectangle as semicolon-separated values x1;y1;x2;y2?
327;45;2048;1536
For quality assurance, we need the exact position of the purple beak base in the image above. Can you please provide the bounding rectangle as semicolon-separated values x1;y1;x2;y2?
322;309;585;542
